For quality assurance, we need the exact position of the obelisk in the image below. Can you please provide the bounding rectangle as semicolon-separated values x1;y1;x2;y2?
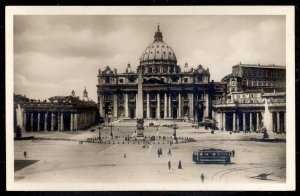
136;67;144;137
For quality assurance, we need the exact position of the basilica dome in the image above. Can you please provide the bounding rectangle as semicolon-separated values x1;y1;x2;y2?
140;25;177;66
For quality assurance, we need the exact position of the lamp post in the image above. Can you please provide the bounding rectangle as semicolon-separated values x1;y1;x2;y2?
98;123;103;140
110;120;113;138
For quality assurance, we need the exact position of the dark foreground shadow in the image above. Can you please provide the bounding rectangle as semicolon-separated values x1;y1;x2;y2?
14;160;39;172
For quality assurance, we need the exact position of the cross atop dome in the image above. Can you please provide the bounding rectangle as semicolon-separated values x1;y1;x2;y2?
154;24;163;42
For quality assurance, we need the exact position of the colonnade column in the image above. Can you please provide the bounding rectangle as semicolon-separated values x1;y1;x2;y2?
223;112;226;131
57;113;61;131
44;112;48;131
135;93;138;118
157;93;161;119
164;93;167;118
243;112;246;131
74;113;78;130
30;113;34;131
236;113;239;131
51;113;54;131
61;113;64;131
232;112;236;132
124;93;129;118
189;93;194;120
113;94;118;118
168;93;171;118
70;113;74;131
249;112;253;131
277;112;280;132
146;93;150;118
256;112;260;131
99;94;104;118
284;112;286;132
37;113;40;131
23;112;27;131
178;93;181;119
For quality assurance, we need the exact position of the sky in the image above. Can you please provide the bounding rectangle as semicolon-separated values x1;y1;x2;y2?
14;15;286;101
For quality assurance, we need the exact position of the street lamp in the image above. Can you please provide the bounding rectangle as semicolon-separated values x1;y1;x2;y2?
98;123;103;140
110;120;113;138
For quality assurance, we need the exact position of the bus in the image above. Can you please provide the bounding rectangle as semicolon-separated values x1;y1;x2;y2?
193;148;231;164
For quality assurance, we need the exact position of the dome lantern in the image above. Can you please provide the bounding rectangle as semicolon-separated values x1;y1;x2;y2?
154;24;163;42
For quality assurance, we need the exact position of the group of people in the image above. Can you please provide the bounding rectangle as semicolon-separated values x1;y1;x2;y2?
167;160;183;170
229;150;235;157
158;148;173;157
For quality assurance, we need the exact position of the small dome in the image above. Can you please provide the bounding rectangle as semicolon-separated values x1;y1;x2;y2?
140;25;177;66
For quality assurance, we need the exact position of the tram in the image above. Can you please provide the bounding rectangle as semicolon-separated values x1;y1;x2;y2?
192;148;231;164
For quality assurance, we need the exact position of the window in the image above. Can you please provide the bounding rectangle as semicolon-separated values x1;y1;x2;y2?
128;77;135;83
160;78;165;83
105;77;110;84
119;79;124;83
184;78;188;83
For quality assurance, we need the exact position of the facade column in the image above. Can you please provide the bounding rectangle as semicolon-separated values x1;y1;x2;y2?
168;93;171;118
44;112;48;131
204;93;209;118
223;112;226;131
30;112;34;131
232;112;236;131
236;113;239;131
61;112;64;131
124;93;129;118
178;93;181;118
57;113;61;131
135;93;138;118
99;94;104;118
113;94;118;118
284;112;286;132
146;93;150;118
74;113;78;130
243;112;246;131
277;112;280;132
51;113;54;131
189;93;194;120
250;112;253;131
37;113;40;131
256;112;260;131
23;112;27;131
157;93;161;119
164;93;167;118
70;113;74;131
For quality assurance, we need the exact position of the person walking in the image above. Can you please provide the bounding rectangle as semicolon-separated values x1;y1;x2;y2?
168;149;172;156
168;161;171;170
157;149;160;158
124;153;126;158
232;150;235;157
201;173;205;183
160;148;162;155
24;150;28;158
178;160;182;169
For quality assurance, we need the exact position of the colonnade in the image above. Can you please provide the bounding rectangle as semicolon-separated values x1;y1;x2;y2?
22;111;96;131
217;111;285;133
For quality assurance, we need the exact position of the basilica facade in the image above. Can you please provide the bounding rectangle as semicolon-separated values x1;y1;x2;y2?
97;25;213;122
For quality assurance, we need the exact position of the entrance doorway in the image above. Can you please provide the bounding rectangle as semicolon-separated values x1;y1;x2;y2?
172;108;177;119
151;108;156;118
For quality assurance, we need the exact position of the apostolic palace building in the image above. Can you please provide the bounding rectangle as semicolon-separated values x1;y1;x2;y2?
14;25;286;134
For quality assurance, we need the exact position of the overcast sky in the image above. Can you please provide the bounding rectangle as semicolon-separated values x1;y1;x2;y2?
14;15;286;101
